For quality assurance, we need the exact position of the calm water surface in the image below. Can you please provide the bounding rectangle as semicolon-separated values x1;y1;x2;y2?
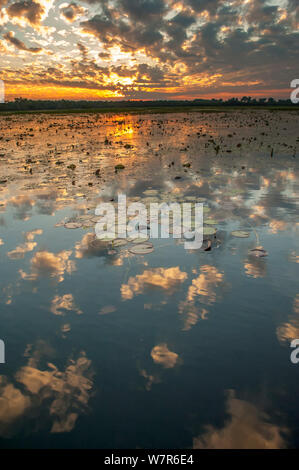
0;110;298;448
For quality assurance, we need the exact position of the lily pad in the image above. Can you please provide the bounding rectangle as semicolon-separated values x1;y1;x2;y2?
64;222;82;229
231;230;250;238
203;227;217;236
142;197;159;203
129;236;150;243
96;232;116;242
112;239;128;247
82;220;95;227
205;218;218;225
91;216;104;223
55;220;66;227
129;242;154;255
143;189;158;196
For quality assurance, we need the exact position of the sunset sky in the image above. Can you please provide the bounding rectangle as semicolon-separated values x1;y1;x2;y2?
0;0;298;101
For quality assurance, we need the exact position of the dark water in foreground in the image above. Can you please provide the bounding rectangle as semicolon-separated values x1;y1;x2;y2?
0;111;298;448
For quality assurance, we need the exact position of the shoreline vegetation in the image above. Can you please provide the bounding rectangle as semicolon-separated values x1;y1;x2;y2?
0;98;298;116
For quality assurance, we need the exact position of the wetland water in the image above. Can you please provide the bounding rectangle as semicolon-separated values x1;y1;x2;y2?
0;110;298;448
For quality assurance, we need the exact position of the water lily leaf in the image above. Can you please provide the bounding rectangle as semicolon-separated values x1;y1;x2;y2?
205;218;218;225
203;227;217;236
143;189;158;196
82;220;95;227
55;220;66;227
129;242;154;255
79;214;93;221
64;222;82;229
142;197;159;203
96;233;116;242
113;239;128;247
231;230;250;238
129;236;150;244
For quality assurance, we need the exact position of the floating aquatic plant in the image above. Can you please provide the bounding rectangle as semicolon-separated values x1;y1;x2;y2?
129;242;154;255
113;239;128;247
64;222;82;229
205;218;218;225
128;236;150;244
203;227;217;236
231;230;250;238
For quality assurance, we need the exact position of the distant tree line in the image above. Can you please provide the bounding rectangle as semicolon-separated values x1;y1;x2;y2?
0;96;297;112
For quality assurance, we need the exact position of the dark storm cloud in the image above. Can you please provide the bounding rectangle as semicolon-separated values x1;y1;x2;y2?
137;63;165;82
6;0;45;25
77;41;88;58
120;0;166;21
98;51;111;59
80;14;127;44
4;31;42;52
186;0;221;14
165;11;196;43
246;0;279;26
134;27;163;46
183;23;298;79
81;13;163;52
77;0;298;98
170;12;196;28
60;3;85;22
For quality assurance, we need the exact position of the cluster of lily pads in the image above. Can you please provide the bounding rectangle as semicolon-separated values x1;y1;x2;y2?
55;188;268;258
